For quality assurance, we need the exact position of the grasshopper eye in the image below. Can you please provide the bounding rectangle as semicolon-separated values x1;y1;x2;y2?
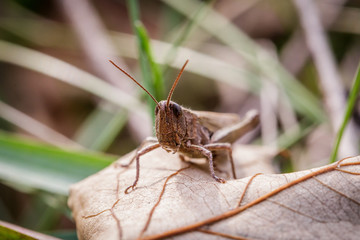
171;103;182;118
155;106;159;115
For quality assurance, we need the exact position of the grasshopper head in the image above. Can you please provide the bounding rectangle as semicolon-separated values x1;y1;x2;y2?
155;100;186;153
109;59;189;154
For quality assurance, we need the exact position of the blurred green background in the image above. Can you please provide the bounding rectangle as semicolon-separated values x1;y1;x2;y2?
0;0;359;239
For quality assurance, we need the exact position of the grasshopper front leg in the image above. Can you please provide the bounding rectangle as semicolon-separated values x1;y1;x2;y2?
124;142;161;194
118;137;158;168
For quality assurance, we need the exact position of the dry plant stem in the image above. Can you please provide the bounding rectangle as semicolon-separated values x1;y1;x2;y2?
197;228;249;240
0;101;83;149
281;0;347;74
236;173;262;208
139;166;191;238
140;159;359;240
294;0;358;158
260;81;278;147
59;0;150;141
59;0;128;88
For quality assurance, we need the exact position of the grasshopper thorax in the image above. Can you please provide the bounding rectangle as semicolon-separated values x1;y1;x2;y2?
155;100;186;153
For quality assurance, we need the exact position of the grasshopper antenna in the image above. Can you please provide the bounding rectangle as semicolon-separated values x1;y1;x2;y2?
109;60;159;106
166;59;189;108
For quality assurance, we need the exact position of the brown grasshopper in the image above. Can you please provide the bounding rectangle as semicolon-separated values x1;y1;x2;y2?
109;60;259;194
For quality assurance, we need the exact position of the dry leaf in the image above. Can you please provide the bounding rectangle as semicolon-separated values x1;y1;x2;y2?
68;145;360;240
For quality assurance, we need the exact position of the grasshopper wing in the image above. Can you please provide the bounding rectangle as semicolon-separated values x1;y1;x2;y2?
192;110;242;132
194;110;260;143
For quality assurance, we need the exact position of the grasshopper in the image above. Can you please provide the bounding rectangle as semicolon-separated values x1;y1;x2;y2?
109;60;259;194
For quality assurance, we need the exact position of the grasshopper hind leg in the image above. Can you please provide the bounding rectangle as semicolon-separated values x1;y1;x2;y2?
212;158;231;178
185;144;226;183
205;143;237;180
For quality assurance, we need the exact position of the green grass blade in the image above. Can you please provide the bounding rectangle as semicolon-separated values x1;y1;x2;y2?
0;132;115;196
127;0;164;120
330;63;360;163
136;22;164;101
0;40;145;114
49;230;78;240
161;0;213;74
0;222;36;240
20;193;65;231
0;220;60;240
